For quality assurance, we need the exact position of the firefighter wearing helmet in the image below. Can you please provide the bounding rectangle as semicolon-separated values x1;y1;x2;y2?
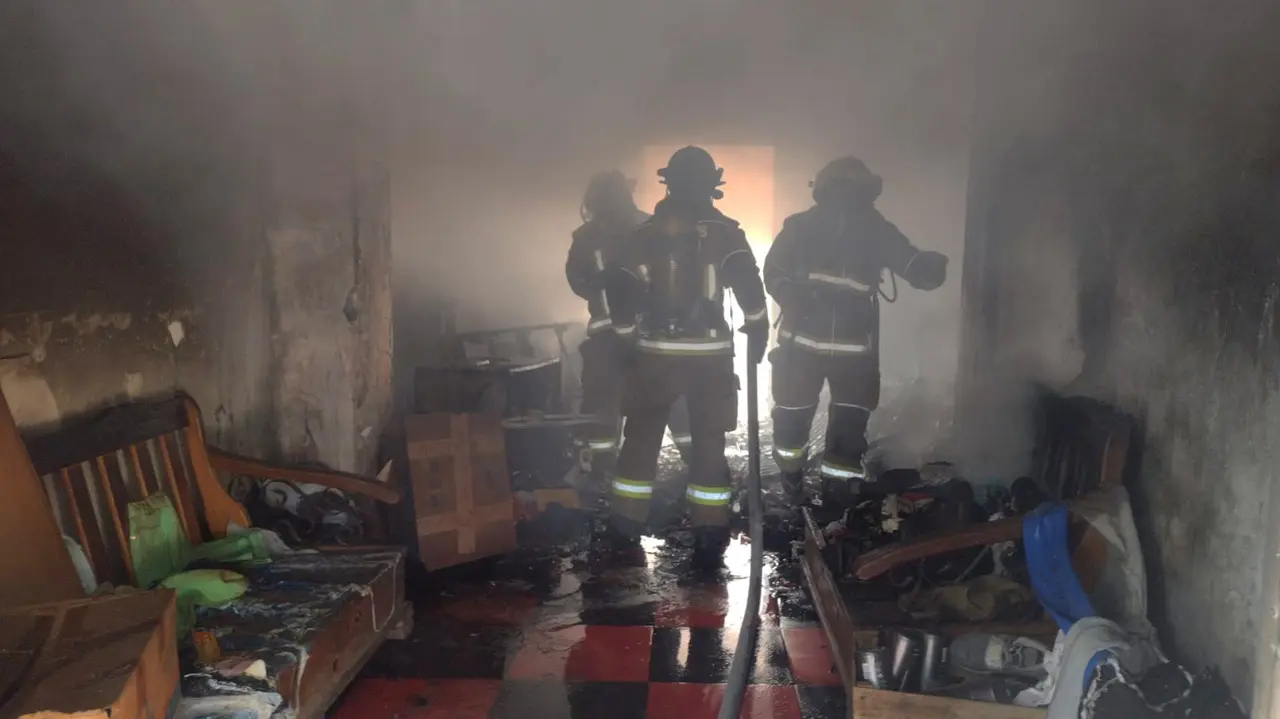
764;156;947;507
566;171;700;486
602;146;770;567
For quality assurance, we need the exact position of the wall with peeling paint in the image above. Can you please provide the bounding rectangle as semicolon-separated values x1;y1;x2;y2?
960;2;1280;706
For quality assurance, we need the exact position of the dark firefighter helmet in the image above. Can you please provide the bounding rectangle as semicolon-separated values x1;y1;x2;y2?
811;155;883;205
657;146;725;199
581;170;637;221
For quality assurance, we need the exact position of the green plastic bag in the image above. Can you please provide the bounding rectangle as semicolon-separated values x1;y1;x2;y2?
129;494;190;588
191;531;273;567
161;568;248;634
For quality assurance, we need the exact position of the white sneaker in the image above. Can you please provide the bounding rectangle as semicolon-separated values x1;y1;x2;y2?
950;634;1050;678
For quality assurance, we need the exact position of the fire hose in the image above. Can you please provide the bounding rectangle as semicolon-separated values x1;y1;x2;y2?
717;355;763;719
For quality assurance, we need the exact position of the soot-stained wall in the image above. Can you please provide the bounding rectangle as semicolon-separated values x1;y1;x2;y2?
960;1;1280;706
0;152;392;475
0;3;394;475
0;156;262;451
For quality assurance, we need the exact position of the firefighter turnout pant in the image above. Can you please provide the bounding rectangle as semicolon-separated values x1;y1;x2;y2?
770;344;880;484
577;333;626;471
578;335;702;474
667;395;694;465
612;352;737;528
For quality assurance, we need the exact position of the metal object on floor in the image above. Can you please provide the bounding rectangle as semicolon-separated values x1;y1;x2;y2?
889;630;923;692
919;631;950;692
717;358;763;719
859;648;889;689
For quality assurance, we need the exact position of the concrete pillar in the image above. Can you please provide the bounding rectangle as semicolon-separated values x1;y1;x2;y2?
267;145;393;474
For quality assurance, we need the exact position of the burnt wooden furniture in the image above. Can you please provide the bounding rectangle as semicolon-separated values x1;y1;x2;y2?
407;413;517;570
0;590;178;719
22;394;408;719
800;509;1052;719
851;403;1131;583
799;395;1133;718
0;393;83;607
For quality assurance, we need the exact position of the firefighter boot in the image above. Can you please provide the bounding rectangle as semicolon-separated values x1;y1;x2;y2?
690;525;731;571
820;462;864;511
780;470;805;505
602;514;645;554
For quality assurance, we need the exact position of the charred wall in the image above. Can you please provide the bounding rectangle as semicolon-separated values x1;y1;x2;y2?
0;3;394;474
0;154;272;454
960;0;1280;706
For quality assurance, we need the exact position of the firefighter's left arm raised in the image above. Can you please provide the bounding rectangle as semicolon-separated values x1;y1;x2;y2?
880;218;948;291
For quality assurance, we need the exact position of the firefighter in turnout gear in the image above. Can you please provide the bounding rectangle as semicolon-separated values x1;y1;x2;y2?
565;171;695;480
765;156;947;505
604;146;770;566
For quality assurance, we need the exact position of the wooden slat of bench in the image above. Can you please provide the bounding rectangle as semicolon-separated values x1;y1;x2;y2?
155;435;200;544
92;454;135;585
25;398;188;476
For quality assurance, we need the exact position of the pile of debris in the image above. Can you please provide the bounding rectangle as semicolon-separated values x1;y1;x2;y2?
799;394;1246;719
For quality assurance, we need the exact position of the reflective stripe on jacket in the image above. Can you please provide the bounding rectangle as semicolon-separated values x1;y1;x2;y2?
566;211;650;333
608;198;768;357
764;206;920;356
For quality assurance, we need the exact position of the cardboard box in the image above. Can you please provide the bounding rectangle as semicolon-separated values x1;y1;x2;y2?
407;413;517;570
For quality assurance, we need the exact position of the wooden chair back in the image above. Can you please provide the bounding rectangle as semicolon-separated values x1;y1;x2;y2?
24;395;249;588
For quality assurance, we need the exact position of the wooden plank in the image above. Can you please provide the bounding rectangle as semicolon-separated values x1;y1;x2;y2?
159;432;204;544
0;591;178;719
24;397;187;476
65;464;111;585
92;454;134;585
853;686;1046;719
800;508;857;690
155;436;196;544
853;515;1025;581
0;393;84;607
180;398;250;537
57;468;95;576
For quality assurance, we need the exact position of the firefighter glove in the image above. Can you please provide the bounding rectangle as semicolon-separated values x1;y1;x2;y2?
904;250;948;291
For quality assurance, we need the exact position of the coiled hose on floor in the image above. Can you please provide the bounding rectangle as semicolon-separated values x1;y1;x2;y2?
718;358;764;719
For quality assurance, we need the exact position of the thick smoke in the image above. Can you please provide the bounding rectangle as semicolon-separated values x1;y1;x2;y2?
15;0;1274;474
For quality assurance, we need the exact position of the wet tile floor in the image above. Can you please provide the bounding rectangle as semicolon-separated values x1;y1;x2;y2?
332;528;846;718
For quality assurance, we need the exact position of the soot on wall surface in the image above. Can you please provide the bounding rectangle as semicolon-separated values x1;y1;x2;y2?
960;0;1280;705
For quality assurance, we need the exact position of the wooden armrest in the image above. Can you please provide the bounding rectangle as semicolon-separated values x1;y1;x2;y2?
207;447;401;504
853;515;1026;581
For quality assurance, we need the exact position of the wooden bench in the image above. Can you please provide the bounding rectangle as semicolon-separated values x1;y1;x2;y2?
22;394;408;719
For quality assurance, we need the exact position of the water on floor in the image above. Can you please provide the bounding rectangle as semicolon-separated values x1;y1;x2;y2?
332;423;848;719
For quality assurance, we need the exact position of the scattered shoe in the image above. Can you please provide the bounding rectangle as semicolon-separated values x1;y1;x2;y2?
949;633;1050;679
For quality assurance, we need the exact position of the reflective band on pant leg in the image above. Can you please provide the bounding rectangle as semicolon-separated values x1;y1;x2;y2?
772;444;808;473
586;437;617;452
612;477;654;499
671;433;692;448
819;460;865;481
685;483;733;507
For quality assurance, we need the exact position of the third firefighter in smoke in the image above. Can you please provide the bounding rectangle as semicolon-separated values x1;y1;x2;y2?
765;156;947;506
603;146;769;566
566;171;697;483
